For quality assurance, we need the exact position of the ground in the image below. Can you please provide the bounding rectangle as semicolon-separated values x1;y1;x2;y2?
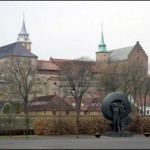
0;134;149;149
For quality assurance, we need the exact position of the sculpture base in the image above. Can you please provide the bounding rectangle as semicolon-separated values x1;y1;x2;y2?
102;132;134;137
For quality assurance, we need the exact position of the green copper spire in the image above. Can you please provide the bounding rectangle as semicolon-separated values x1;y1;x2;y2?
98;23;107;52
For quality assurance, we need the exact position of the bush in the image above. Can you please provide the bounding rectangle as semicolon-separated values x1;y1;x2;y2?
32;115;150;135
32;116;109;135
0;116;32;129
32;118;78;135
124;115;150;134
0;129;34;136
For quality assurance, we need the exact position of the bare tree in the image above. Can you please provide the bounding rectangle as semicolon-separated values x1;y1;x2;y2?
59;57;94;137
0;63;9;100
97;63;120;94
128;61;150;116
4;56;39;138
97;60;150;115
117;64;133;96
127;61;148;110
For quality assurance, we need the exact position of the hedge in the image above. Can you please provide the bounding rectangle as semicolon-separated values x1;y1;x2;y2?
32;115;150;135
32;116;110;135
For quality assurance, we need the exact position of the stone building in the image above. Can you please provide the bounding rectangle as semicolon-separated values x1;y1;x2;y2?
96;26;148;68
0;17;148;112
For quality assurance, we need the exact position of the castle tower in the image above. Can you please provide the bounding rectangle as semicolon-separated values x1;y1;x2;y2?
17;14;32;51
96;23;109;63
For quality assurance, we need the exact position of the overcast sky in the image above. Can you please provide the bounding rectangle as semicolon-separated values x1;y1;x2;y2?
0;1;150;61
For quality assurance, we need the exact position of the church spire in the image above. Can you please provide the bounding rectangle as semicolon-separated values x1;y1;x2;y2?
19;13;29;35
98;22;107;52
96;22;108;63
17;13;32;51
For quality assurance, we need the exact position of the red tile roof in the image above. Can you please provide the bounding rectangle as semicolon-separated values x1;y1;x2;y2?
47;76;61;81
49;57;77;67
37;57;105;74
64;97;94;111
86;98;102;111
28;95;75;111
37;60;60;71
49;57;73;63
136;95;150;106
49;57;104;73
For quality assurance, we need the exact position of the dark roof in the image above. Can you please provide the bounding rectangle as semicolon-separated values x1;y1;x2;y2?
108;46;134;62
28;95;75;111
0;42;37;58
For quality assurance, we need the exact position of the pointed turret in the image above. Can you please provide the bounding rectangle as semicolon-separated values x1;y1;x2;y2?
96;23;108;63
98;23;107;52
17;13;32;51
19;18;29;35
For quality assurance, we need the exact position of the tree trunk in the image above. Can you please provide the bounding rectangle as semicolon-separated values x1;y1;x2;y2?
25;100;29;139
76;100;81;138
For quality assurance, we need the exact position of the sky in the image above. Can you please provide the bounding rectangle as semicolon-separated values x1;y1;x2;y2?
0;1;150;61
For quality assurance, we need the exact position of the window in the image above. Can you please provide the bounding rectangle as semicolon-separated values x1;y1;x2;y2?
146;110;150;115
53;111;56;115
84;111;87;115
66;110;69;115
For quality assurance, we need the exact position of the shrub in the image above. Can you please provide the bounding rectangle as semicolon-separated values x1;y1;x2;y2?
32;116;109;135
124;115;150;134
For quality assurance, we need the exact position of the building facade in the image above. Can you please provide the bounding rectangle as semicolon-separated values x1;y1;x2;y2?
0;17;149;115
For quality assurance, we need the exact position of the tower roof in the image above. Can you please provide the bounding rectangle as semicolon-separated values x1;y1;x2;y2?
97;23;107;52
18;18;29;35
99;31;105;46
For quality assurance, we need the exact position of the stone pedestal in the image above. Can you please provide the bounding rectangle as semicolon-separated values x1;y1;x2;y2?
102;132;134;137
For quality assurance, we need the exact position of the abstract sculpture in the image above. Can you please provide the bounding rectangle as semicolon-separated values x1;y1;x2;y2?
102;92;132;134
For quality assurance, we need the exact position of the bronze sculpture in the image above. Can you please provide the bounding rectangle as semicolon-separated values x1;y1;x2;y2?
102;92;132;134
